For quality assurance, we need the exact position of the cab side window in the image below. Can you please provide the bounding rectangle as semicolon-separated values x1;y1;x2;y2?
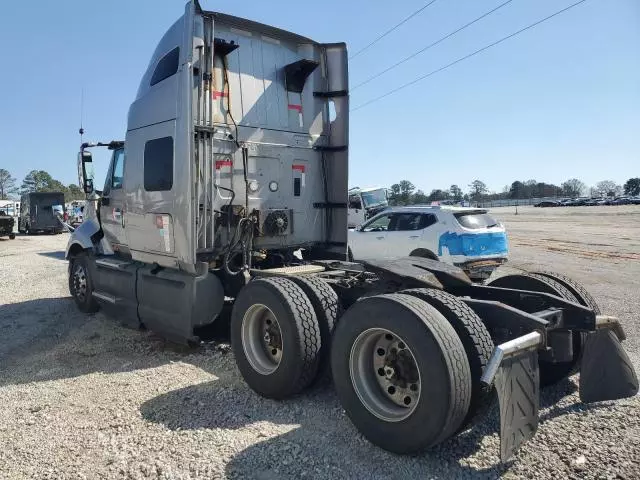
103;149;125;196
111;150;125;189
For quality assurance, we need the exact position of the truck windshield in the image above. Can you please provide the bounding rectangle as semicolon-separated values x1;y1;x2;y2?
454;211;500;229
361;189;388;208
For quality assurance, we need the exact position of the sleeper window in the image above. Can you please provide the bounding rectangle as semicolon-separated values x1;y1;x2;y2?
144;137;174;192
150;47;180;86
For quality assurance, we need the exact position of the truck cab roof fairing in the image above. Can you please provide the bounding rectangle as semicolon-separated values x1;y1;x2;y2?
135;17;184;100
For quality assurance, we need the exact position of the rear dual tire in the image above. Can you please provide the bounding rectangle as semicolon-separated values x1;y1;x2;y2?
400;288;494;428
331;294;471;454
231;276;338;399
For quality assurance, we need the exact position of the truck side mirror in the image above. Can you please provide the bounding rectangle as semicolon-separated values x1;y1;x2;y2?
78;150;95;194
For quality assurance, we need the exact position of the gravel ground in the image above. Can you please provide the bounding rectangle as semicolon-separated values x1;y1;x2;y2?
0;208;639;480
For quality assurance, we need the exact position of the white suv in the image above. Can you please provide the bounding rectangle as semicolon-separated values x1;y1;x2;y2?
348;205;508;280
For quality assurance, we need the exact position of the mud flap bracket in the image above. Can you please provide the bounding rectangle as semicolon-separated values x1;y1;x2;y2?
481;332;542;462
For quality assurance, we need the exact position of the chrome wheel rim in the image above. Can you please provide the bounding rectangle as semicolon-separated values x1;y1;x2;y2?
241;304;283;375
349;328;421;422
72;263;87;302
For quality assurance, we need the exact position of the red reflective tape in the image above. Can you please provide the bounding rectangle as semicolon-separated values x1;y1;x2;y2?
215;160;233;170
292;164;305;173
213;91;228;99
288;104;302;112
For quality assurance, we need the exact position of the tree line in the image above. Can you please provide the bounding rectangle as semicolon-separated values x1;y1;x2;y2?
388;177;640;206
0;169;85;202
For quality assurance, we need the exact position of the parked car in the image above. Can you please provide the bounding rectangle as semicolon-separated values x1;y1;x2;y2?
534;200;559;207
348;206;508;280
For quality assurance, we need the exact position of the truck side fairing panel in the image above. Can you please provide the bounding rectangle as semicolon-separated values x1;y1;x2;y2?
125;3;196;272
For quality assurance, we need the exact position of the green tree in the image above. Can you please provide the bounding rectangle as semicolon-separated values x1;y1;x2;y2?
468;180;488;201
509;181;525;199
389;180;415;205
388;183;401;205
449;184;463;201
21;170;54;194
428;189;450;202
19;170;80;202
411;190;429;204
67;184;85;201
623;178;640;196
0;169;18;200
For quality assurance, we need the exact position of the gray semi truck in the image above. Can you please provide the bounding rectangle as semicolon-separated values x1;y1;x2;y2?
67;0;637;462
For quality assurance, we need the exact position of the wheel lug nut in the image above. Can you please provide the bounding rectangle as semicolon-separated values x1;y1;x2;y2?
398;342;405;350
410;383;418;392
403;396;411;405
385;334;393;341
387;386;396;395
377;368;385;376
376;348;385;356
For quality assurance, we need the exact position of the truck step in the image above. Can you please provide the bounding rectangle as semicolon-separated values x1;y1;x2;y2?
92;291;118;304
95;256;134;271
254;265;326;277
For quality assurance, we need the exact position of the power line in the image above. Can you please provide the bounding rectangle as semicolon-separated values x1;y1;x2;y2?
352;0;515;91
349;0;440;60
352;0;590;112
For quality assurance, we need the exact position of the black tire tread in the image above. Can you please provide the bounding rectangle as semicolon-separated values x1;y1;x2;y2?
401;288;493;427
389;293;471;444
238;277;321;397
532;270;601;314
287;275;341;383
526;273;578;303
288;276;340;333
68;252;99;313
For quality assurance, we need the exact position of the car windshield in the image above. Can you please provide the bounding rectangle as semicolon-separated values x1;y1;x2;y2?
361;189;388;208
454;211;500;229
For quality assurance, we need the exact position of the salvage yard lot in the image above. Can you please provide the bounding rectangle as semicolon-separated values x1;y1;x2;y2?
1;206;639;479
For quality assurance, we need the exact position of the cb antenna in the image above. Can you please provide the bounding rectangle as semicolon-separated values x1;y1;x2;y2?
79;88;85;143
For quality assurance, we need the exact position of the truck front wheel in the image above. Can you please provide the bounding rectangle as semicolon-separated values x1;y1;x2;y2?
69;253;99;313
231;277;321;399
331;294;471;454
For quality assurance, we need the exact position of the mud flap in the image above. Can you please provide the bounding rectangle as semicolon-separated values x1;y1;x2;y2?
494;349;540;462
579;329;639;403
